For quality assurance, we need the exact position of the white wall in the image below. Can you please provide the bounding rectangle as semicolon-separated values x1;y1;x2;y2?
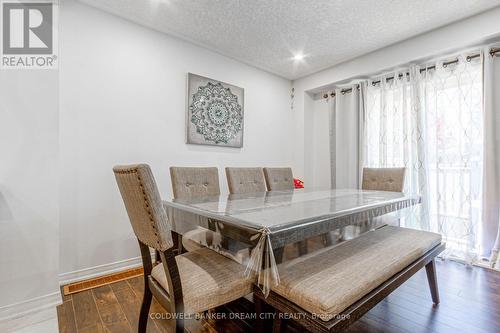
59;0;294;278
0;69;60;319
293;7;500;183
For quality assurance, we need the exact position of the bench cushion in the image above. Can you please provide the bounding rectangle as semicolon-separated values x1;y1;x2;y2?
151;247;253;313
271;226;441;321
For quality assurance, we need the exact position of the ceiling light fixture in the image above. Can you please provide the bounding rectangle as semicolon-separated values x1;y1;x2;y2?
293;53;305;61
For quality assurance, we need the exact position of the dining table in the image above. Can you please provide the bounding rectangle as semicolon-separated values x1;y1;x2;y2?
162;188;421;297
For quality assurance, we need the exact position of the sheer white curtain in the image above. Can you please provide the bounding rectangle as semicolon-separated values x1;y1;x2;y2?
364;67;430;231
482;48;500;267
364;53;483;262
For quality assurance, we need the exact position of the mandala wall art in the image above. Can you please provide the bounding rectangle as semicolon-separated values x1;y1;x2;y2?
186;73;244;147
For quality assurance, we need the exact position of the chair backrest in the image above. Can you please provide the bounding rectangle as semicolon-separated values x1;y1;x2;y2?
113;164;172;251
225;167;267;194
263;167;295;191
362;167;406;192
170;167;220;199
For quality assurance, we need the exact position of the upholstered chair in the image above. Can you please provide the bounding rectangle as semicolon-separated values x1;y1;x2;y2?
170;167;250;263
263;167;295;191
170;167;220;199
225;167;267;194
114;164;253;333
262;167;322;257
362;167;406;192
361;167;406;230
169;167;220;253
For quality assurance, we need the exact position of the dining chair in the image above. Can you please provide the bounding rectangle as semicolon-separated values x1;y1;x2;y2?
263;167;295;191
360;167;406;231
170;167;220;253
114;164;254;333
170;166;220;199
225;167;267;194
169;167;249;263
362;167;406;192
263;167;325;257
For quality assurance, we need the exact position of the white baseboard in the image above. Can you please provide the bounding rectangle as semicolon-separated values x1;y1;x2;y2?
0;292;61;333
59;251;155;285
474;260;500;272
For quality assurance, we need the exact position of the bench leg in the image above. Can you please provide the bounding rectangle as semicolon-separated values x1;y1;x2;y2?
255;295;265;333
425;259;440;305
273;314;284;333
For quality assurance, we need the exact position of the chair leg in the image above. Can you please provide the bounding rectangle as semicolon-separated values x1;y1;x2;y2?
425;259;440;305
297;240;308;256
338;227;346;241
155;250;161;263
321;233;333;246
138;285;153;333
274;246;284;264
137;240;154;333
174;317;185;333
171;231;183;255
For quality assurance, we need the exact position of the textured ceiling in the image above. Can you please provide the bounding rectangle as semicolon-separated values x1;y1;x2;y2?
78;0;500;80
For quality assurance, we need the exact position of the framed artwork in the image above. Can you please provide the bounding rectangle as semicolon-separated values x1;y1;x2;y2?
186;73;244;148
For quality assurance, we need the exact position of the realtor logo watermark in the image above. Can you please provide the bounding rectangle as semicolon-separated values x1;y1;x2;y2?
1;1;58;69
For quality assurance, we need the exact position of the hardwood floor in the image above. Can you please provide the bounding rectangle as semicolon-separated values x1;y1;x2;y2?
57;260;500;333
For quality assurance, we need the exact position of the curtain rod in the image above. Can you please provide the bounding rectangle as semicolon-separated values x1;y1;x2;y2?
323;48;500;99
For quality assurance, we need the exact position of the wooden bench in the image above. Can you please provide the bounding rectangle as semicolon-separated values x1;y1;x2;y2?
254;226;445;333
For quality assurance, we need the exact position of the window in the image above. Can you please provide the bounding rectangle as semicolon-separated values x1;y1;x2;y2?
365;57;483;261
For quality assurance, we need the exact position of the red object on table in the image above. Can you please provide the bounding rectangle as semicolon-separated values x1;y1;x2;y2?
294;178;304;189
